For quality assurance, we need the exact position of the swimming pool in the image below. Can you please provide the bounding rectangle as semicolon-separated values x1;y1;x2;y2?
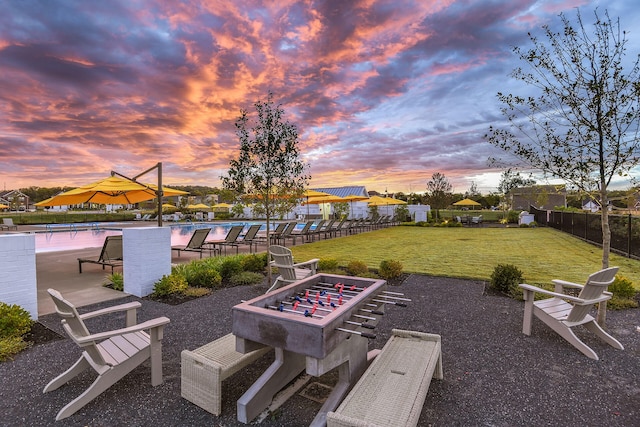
33;222;260;253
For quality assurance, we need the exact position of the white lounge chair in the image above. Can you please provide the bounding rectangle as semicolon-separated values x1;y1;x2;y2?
44;289;170;420
519;267;624;360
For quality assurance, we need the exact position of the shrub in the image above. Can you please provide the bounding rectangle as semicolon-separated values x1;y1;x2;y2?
490;264;523;297
0;302;33;339
0;336;30;362
188;266;222;288
219;257;244;279
507;210;520;223
378;259;403;280
104;272;124;291
229;272;265;287
346;260;369;276
318;258;339;271
153;274;188;297
608;275;638;310
609;275;636;299
242;253;268;272
182;287;211;298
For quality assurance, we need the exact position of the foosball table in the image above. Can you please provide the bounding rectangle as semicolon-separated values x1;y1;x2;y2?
232;273;409;426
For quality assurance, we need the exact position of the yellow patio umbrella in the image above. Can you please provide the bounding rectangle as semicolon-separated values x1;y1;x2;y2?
34;176;188;227
301;194;347;205
34;176;187;206
187;203;211;210
302;194;346;220
162;203;177;210
453;198;481;209
365;195;407;206
303;189;330;198
0;203;9;209
343;194;368;218
212;203;233;209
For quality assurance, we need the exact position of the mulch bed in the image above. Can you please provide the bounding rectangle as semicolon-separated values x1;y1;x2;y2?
25;322;64;346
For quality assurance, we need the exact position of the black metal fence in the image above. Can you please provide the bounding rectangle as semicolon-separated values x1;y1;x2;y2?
530;206;640;260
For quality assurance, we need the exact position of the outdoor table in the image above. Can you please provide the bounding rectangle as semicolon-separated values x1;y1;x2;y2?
231;274;387;426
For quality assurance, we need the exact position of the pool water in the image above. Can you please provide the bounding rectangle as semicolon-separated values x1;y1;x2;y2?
33;222;260;253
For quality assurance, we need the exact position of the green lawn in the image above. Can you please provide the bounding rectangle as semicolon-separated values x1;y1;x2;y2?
289;226;640;288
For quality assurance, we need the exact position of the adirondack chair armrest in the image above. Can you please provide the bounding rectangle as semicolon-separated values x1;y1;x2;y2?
78;302;142;321
73;317;171;345
552;279;584;292
293;258;319;271
518;284;585;303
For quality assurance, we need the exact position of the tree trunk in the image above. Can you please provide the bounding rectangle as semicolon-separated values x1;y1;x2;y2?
597;186;611;326
265;203;272;288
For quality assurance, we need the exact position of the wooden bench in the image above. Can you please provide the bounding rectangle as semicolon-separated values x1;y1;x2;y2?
327;329;443;427
181;333;270;416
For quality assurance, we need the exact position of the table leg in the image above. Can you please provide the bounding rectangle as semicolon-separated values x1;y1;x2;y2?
236;347;306;424
307;336;368;427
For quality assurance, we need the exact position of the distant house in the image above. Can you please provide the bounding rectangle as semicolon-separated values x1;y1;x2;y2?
508;185;567;211
0;190;30;211
582;200;600;212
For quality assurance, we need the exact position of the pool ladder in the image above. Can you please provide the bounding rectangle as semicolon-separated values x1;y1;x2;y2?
45;224;81;233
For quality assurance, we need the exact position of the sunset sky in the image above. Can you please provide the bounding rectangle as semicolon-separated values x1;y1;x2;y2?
1;0;638;195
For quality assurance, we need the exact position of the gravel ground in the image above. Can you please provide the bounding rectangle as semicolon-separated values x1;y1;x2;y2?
1;274;638;427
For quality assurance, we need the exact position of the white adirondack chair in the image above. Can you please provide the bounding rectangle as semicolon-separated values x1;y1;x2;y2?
267;245;319;293
44;289;170;420
519;267;624;360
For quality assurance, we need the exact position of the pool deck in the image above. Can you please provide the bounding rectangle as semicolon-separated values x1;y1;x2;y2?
2;222;272;316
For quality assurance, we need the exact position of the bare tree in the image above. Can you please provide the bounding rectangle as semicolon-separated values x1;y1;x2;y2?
222;92;310;285
486;9;640;325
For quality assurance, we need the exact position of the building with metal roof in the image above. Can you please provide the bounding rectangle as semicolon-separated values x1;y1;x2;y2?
311;186;368;198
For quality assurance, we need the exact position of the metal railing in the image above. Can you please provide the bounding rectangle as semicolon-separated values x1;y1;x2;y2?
531;207;640;260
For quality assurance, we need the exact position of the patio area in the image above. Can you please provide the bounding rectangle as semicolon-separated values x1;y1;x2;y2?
2;270;638;426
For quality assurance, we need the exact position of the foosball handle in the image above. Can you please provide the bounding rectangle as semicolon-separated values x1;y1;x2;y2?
361;332;376;339
360;323;375;329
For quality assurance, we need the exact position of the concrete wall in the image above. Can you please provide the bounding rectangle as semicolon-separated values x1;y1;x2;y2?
0;234;38;320
123;227;171;298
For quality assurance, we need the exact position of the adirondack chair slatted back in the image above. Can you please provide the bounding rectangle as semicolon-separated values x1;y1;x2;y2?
47;289;108;366
101;235;123;262
224;225;244;243
270;245;297;281
566;267;618;323
187;228;211;249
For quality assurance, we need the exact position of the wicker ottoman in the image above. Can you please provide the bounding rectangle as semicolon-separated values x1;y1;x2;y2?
181;333;270;415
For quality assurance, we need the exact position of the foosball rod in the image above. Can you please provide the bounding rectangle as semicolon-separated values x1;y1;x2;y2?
371;298;407;307
266;304;324;319
344;320;376;329
372;294;412;302
335;327;376;339
316;282;408;297
280;299;380;320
